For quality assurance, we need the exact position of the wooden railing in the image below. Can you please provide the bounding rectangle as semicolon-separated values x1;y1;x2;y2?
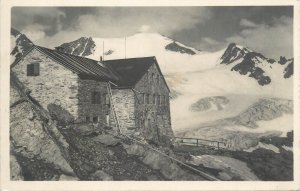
175;137;227;150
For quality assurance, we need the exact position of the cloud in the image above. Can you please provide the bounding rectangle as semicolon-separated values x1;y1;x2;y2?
12;7;293;59
197;37;225;51
226;16;293;58
17;7;212;48
12;7;66;35
21;24;46;41
240;19;258;28
138;25;151;33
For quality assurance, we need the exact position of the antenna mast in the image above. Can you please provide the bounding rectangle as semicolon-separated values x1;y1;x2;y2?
125;37;127;59
102;41;104;61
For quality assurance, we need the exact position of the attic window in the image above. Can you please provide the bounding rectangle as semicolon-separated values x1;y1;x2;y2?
91;92;101;104
27;63;40;76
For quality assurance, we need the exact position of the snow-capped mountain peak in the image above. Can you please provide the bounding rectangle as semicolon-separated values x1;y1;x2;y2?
56;36;95;57
220;43;252;64
218;42;293;86
10;28;34;64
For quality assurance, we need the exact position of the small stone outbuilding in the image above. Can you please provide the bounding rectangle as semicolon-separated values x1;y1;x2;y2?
104;57;173;143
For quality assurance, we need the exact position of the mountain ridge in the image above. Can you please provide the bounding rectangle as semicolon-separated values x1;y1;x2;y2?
52;33;293;85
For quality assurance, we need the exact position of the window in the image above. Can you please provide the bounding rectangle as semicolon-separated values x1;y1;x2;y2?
152;73;154;82
91;92;101;104
162;95;165;105
141;93;144;104
153;94;156;104
157;95;161;105
27;63;40;76
86;116;90;122
106;115;110;125
146;94;150;104
93;116;98;123
105;93;110;105
165;96;168;105
157;75;160;84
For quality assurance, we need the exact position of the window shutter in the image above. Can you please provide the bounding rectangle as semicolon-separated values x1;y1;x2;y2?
27;65;31;76
27;64;33;76
33;63;40;76
93;116;98;123
96;93;101;104
147;94;150;104
27;63;40;76
91;92;101;104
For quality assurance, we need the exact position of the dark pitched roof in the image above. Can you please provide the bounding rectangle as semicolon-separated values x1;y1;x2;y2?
12;45;119;81
103;57;170;91
103;57;153;87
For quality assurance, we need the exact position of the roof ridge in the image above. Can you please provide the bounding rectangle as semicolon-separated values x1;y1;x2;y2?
103;56;155;62
33;45;119;81
36;45;99;62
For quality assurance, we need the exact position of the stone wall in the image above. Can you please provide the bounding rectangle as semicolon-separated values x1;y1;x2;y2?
134;63;173;143
110;89;135;133
77;79;109;124
11;49;79;118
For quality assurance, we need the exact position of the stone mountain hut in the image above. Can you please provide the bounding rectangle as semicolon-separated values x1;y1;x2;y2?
11;45;173;143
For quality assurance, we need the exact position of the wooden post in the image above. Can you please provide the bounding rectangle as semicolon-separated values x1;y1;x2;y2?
196;139;199;147
217;142;220;150
107;82;121;133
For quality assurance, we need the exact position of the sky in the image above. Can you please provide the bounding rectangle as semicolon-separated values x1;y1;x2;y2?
11;6;293;59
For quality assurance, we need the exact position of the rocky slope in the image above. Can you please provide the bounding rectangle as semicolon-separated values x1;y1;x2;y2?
10;28;34;64
226;98;293;128
10;72;75;180
178;97;293;151
10;72;216;181
190;96;230;112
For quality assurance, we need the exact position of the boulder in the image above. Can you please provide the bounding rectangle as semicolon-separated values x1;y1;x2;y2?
47;103;75;125
92;134;121;146
74;124;99;136
90;170;113;181
123;143;147;156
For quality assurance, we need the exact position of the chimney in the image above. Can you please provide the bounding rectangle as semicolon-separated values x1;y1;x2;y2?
100;56;103;61
55;47;64;52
